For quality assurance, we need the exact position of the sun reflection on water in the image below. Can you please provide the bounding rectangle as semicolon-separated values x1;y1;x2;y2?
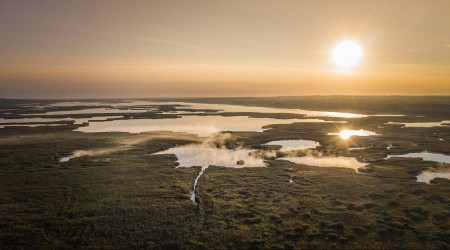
328;129;378;140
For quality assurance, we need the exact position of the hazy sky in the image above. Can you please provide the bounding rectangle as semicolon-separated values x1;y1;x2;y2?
1;0;449;98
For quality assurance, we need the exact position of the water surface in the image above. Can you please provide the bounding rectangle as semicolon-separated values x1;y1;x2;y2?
76;115;343;136
41;100;407;119
416;171;450;184
263;140;320;151
327;129;379;139
0;116;122;128
28;108;152;115
386;152;450;163
386;121;450;128
280;156;368;172
154;143;266;204
173;102;367;118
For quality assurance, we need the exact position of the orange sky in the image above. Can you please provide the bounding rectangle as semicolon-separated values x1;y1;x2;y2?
0;0;449;98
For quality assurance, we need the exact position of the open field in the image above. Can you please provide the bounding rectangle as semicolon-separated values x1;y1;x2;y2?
0;96;449;249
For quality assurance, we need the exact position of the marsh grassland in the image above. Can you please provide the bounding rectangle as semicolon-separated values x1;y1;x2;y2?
0;96;449;249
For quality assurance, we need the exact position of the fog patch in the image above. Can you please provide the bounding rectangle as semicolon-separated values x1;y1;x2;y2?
59;148;121;162
59;143;144;162
60;132;200;162
154;144;265;169
153;134;266;204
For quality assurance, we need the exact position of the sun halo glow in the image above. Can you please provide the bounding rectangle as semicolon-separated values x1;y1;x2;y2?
332;40;362;69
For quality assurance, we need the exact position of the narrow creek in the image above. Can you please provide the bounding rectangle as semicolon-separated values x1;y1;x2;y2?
190;167;206;204
153;143;266;205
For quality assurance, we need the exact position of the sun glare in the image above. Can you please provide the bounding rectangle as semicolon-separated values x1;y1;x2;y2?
339;130;354;140
328;129;379;140
332;40;362;69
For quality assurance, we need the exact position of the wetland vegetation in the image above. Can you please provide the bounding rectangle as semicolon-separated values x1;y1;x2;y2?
0;96;449;249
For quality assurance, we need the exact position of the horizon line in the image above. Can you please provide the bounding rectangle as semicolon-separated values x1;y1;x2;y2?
2;94;450;101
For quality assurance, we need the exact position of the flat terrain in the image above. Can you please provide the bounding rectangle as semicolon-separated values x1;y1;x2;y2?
0;96;449;249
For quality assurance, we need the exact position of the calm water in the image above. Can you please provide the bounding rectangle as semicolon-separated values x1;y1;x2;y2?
154;144;265;169
386;152;450;184
76;115;343;136
386;152;450;163
327;129;379;139
0;123;62;129
5;101;405;132
263;140;320;151
44;100;385;118
171;102;367;118
387;121;450;128
0;116;123;128
0;117;78;124
28;108;152;115
348;147;368;151
154;143;266;204
416;171;450;184
280;156;368;172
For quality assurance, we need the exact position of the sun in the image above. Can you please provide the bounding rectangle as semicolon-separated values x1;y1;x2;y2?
332;40;362;68
338;130;354;140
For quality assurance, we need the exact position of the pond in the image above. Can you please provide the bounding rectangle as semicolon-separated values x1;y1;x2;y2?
263;140;320;151
386;152;450;164
280;156;368;172
154;143;266;204
416;171;450;184
386;121;450;128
